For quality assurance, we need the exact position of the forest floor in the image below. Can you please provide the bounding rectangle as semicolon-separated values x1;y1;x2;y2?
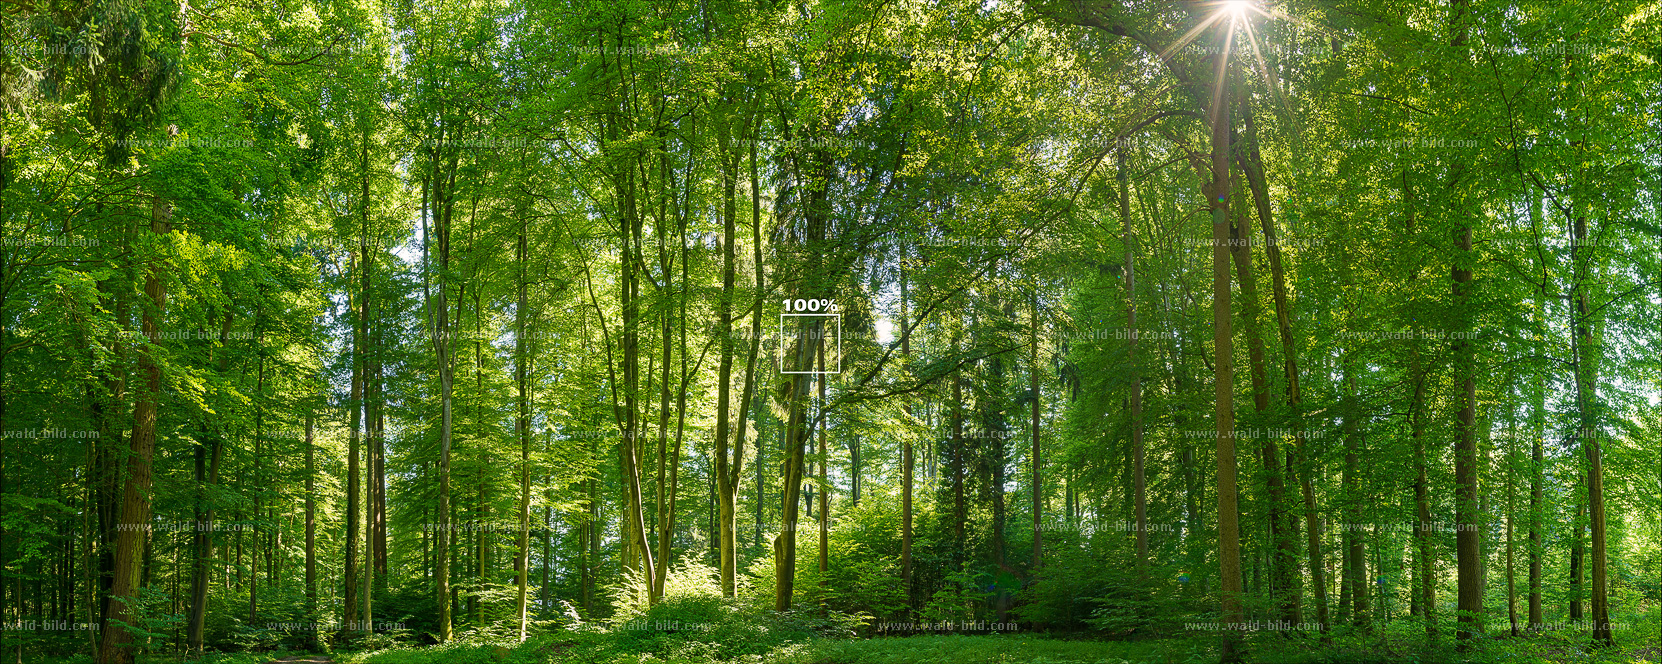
313;632;1662;664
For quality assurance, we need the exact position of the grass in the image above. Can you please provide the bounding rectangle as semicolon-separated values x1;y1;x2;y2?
1243;629;1662;664
785;634;1211;664
323;629;1662;664
33;650;309;664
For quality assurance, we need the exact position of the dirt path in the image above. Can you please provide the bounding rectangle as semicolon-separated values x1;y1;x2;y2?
263;656;333;664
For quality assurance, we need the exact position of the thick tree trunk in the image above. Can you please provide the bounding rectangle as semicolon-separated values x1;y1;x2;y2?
98;194;169;664
1454;228;1481;644
1446;0;1482;646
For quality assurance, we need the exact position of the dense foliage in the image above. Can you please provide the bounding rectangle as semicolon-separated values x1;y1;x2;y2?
1;0;1658;662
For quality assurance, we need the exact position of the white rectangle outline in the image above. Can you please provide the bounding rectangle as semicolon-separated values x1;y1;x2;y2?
779;313;842;374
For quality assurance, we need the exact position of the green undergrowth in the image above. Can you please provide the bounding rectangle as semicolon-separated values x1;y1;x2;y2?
37;650;307;664
787;634;1209;664
328;630;1662;664
1244;629;1661;664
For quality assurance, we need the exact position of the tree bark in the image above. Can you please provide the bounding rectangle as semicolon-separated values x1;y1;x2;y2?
1453;221;1482;645
1236;96;1304;630
514;213;532;642
1570;208;1614;646
1209;40;1244;663
714;119;741;597
1120;147;1148;564
98;194;169;664
1030;289;1043;572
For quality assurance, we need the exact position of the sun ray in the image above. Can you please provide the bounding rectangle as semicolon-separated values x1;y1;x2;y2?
1158;12;1228;65
1210;13;1238;135
1240;14;1296;134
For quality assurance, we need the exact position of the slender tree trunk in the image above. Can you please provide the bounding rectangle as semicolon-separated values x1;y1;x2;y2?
1570;501;1583;622
1121;147;1148;564
900;268;915;603
305;408;317;648
952;338;965;562
1030;289;1043;572
1506;402;1518;637
817;344;830;603
251;315;266;627
1209;43;1244;663
714;122;741;597
1341;371;1368;629
187;315;231;654
775;319;818;611
1236;100;1303;629
1528;367;1544;630
1570;208;1613;646
424;150;459;642
515;215;533;642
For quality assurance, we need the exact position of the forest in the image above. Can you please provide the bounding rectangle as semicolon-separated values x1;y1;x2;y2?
1;0;1660;663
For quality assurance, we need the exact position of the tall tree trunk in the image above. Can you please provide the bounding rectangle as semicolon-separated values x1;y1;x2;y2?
1447;0;1483;646
1121;147;1148;564
817;344;830;603
1453;217;1481;645
1528;374;1544;629
1505;400;1518;637
618;148;657;603
774;139;831;612
424;149;460;642
714;122;740;597
952;336;965;562
1236;97;1303;629
1527;197;1547;633
187;315;231;654
98;194;169;664
775;318;819;611
251;314;266;626
659;153;699;598
1209;41;1244;663
1341;371;1368;629
734;126;764;572
1030;288;1043;572
305;408;317;649
1570;208;1613;646
514;215;533;642
900;267;915;601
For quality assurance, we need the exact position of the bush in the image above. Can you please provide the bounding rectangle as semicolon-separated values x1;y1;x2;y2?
1014;537;1204;636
